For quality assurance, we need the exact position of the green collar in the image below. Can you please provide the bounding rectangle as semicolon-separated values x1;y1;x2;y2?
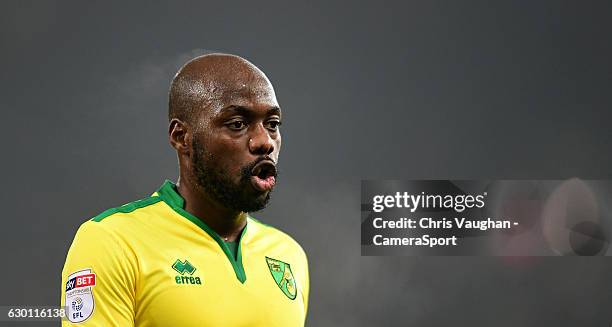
157;180;185;208
156;180;247;283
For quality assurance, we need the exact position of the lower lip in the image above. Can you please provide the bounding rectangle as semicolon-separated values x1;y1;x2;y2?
250;175;276;192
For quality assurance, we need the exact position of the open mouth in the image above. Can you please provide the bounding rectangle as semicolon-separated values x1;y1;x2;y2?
250;160;277;192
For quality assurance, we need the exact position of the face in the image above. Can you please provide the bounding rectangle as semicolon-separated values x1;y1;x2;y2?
189;78;282;212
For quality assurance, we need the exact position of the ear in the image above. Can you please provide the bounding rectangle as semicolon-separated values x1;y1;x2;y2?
169;118;191;155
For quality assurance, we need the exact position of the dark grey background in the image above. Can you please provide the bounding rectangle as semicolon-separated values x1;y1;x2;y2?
2;1;612;326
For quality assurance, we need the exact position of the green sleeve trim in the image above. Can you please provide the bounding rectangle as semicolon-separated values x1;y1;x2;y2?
156;180;248;284
91;196;162;222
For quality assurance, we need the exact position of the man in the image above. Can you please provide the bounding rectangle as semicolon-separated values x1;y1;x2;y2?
61;53;309;326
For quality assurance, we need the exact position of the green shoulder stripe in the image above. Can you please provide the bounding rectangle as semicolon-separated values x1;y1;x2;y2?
91;196;162;222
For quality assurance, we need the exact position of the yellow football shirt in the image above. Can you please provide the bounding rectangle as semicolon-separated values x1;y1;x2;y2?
61;180;309;326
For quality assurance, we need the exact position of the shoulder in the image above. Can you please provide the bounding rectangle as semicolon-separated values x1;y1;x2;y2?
63;197;157;273
90;195;163;223
247;216;308;262
69;194;164;246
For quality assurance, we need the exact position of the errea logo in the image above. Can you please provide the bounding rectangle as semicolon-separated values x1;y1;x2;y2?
172;259;202;285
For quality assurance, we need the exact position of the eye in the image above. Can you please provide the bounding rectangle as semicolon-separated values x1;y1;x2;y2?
266;120;282;131
226;120;247;130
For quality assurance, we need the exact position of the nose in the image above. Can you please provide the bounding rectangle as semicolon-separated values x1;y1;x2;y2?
248;123;275;155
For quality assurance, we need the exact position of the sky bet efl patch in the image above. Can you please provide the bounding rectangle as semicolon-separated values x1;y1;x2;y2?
65;269;96;323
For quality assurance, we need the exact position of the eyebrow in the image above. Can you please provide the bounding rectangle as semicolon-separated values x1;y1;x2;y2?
220;105;281;116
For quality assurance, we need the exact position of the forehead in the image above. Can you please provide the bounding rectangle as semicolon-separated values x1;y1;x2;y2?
203;79;280;116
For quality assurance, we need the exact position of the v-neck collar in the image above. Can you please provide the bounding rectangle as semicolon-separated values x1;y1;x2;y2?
156;180;247;283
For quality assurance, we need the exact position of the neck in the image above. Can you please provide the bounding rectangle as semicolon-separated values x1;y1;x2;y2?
175;175;247;242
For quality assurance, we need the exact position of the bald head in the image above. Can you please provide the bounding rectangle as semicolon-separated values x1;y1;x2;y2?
167;53;283;214
168;53;277;126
